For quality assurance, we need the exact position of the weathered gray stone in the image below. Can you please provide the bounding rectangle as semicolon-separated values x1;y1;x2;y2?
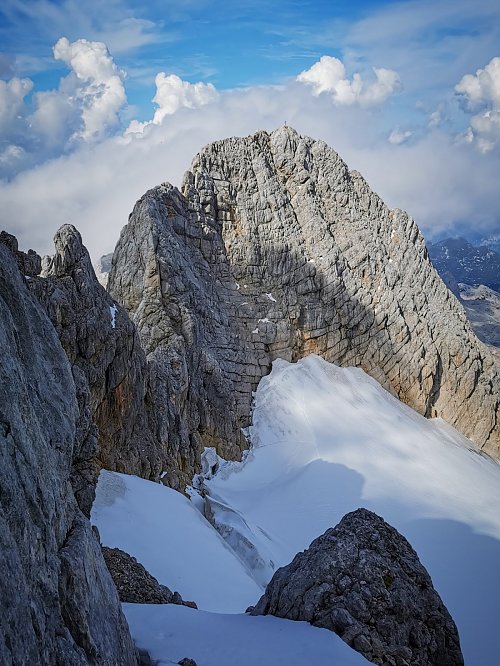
252;508;464;666
0;229;41;276
108;126;500;490
101;546;197;608
29;224;165;511
0;242;137;665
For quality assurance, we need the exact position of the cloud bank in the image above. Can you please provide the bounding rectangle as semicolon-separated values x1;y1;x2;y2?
0;49;499;262
0;37;126;176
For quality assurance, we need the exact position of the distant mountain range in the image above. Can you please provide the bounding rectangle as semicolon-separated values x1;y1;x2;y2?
428;237;500;293
428;237;500;348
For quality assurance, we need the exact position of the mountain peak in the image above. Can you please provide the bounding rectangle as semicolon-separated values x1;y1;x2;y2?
110;127;500;471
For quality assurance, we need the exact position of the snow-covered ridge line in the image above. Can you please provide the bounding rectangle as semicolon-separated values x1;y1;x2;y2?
92;355;500;665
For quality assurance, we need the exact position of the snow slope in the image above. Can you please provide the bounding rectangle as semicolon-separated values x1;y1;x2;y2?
91;470;262;613
205;355;500;666
92;354;500;666
123;604;370;666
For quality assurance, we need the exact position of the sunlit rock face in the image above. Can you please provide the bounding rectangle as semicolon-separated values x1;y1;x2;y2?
109;126;500;486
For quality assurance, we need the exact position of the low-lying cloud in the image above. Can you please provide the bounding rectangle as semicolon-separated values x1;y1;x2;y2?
1;47;499;262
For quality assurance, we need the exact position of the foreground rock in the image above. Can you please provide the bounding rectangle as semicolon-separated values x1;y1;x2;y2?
102;546;196;608
0;240;137;665
109;126;500;491
252;508;463;666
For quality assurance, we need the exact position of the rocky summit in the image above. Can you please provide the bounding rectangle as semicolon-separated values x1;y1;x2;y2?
109;125;500;490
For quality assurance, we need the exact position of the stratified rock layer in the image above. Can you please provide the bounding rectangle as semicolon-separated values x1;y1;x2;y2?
109;127;500;485
252;508;464;666
0;242;137;665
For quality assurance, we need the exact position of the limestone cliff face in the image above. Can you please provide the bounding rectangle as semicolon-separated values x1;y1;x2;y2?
0;241;137;665
108;126;500;486
30;225;163;509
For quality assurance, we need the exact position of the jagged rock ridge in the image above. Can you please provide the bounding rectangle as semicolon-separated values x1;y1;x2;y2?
30;224;165;507
108;126;500;486
0;240;137;665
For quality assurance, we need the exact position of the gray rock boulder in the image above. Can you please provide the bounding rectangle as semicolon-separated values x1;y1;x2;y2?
252;508;464;666
0;241;137;665
108;126;500;490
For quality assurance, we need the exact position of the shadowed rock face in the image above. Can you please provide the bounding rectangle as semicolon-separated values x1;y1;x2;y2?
252;508;464;666
29;224;165;510
0;241;137;666
108;126;500;488
101;546;196;608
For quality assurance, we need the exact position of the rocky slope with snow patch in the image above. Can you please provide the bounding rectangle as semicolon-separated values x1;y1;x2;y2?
109;125;500;478
30;225;167;510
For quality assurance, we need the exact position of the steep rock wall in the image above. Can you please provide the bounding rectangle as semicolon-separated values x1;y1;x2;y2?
0;241;137;665
30;225;164;502
108;126;500;487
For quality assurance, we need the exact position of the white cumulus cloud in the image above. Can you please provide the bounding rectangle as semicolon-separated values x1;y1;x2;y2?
53;37;126;141
0;77;32;135
455;56;500;152
152;73;218;123
126;73;218;135
0;37;127;177
297;55;401;106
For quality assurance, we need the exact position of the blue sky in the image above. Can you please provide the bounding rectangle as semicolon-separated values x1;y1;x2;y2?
0;0;499;257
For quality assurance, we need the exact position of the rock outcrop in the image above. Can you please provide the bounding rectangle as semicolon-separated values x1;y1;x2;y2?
0;240;137;665
252;508;464;666
108;126;500;487
29;224;164;511
101;546;196;607
0;229;41;276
